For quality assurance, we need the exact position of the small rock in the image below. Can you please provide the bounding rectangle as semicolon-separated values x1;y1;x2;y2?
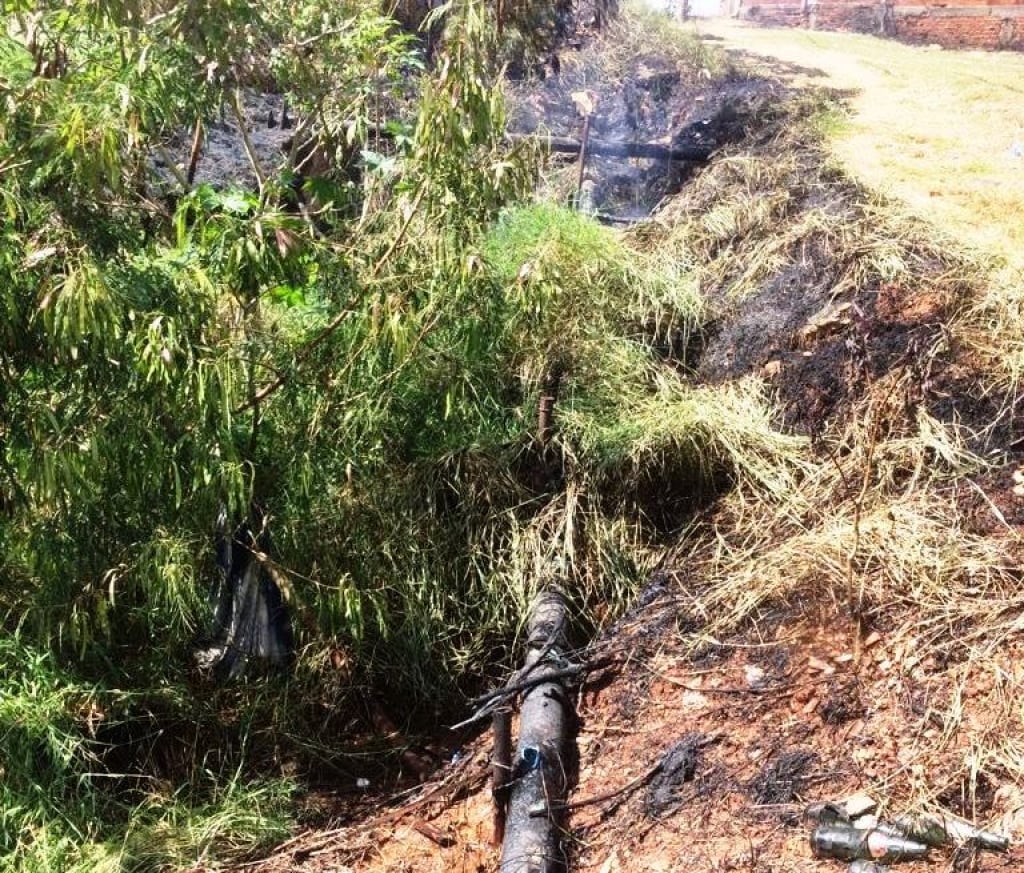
745;664;767;688
808;655;835;674
844;793;879;819
806;801;850;824
849;861;888;873
681;689;709;710
994;784;1024;837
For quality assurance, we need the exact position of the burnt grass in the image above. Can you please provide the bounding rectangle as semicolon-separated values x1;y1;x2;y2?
506;34;790;216
509;28;1014;459
505;14;1023;573
513;17;1024;717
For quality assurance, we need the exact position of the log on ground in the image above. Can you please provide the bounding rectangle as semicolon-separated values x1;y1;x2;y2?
499;589;573;873
507;133;712;163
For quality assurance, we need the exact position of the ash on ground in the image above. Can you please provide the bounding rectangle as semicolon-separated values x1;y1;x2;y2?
150;90;293;192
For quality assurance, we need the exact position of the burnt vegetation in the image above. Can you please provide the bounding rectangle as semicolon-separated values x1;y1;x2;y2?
3;2;1024;871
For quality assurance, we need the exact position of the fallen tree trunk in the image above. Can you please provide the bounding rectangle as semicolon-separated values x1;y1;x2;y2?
507;133;712;163
499;590;573;873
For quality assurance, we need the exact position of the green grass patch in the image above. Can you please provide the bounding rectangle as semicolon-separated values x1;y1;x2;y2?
0;637;295;872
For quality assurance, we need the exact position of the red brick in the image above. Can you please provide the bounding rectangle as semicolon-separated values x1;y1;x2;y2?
735;0;1024;49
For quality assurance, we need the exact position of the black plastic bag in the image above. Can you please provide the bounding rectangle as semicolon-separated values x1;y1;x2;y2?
197;507;294;680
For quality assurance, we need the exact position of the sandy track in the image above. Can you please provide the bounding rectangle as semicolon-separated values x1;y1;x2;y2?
693;17;1024;269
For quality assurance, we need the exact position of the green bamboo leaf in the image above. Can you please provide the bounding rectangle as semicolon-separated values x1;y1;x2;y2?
220;190;254;215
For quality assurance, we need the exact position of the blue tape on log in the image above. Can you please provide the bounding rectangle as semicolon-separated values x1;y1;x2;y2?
521;746;543;771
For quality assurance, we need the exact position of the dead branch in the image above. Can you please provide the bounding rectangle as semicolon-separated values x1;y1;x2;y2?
507;133;712;162
451;657;615;733
492;704;512;845
529;760;662;817
409;819;455;847
229;87;267;190
366;695;437;780
530;733;722;817
186;116;204;186
152;143;189;189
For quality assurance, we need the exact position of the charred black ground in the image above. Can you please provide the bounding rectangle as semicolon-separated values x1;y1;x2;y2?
506;29;787;219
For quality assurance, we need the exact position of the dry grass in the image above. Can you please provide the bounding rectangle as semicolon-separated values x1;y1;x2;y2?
581;3;730;84
599;35;1024;821
692;18;1024;271
684;410;1008;639
690;18;1024;397
666;368;1024;816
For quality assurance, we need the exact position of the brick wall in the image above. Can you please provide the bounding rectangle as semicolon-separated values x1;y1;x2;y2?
895;5;1024;49
736;0;1024;50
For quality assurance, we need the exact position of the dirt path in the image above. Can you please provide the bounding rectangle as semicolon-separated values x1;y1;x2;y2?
693;18;1024;270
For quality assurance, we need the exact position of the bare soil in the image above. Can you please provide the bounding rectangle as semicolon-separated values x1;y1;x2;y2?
244;598;1024;873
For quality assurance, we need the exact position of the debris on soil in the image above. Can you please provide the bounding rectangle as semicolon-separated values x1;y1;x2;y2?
151;90;293;191
504;17;785;220
810;821;930;863
644;732;707;818
805;798;1010;864
748;749;820;805
819;677;866;726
